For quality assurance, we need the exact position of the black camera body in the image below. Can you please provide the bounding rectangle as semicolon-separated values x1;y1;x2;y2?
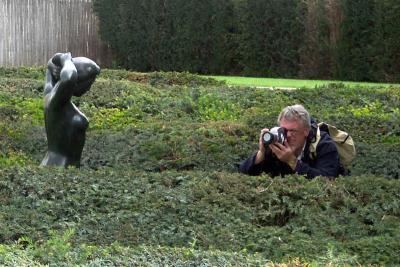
262;127;287;146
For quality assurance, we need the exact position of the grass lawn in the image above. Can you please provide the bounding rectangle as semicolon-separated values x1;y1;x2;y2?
206;75;399;89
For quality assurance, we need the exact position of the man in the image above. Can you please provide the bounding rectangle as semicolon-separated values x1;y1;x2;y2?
239;104;341;179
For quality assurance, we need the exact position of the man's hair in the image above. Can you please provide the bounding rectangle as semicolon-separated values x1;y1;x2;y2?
278;104;311;129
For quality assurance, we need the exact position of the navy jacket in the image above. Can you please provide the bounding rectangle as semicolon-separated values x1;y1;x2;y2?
239;126;341;179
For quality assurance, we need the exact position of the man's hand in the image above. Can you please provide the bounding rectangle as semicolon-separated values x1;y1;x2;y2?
254;128;269;164
269;140;297;170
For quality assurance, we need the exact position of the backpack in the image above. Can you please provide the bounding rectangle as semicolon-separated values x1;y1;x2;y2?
309;122;356;173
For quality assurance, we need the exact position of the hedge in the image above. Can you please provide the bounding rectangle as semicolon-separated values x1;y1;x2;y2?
0;68;400;265
93;0;400;83
1;70;399;177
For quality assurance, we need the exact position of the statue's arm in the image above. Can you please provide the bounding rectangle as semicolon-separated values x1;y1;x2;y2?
44;69;55;95
44;54;61;95
46;53;78;108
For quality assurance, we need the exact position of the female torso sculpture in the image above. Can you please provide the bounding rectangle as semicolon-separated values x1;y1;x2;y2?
41;52;100;167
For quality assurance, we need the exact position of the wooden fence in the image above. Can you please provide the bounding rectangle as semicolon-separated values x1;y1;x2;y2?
0;0;114;67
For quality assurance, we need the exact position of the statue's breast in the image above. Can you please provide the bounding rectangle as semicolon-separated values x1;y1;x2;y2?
71;113;89;131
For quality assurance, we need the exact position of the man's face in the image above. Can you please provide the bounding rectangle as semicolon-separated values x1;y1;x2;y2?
279;118;309;152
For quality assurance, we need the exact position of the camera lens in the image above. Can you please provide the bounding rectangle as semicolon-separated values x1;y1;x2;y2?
262;132;275;146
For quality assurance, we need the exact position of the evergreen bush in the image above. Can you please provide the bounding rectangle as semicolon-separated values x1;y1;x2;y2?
93;0;400;82
1;68;399;265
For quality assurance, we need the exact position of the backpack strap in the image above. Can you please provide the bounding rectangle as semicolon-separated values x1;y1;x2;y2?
309;126;321;160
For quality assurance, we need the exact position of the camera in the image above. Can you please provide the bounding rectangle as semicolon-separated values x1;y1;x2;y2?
262;127;287;146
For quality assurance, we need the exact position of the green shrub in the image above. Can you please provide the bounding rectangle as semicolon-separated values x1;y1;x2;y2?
0;235;269;266
0;66;45;80
197;92;241;121
98;70;225;87
2;71;400;177
0;166;399;265
1;68;400;265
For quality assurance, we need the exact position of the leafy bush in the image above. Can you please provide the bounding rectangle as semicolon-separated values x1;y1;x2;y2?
0;235;270;266
99;70;225;87
0;67;45;80
0;166;399;265
1;67;400;265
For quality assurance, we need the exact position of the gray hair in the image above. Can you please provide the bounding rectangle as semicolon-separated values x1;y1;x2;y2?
277;104;311;129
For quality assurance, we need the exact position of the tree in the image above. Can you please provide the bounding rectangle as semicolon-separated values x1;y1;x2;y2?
335;0;375;81
93;0;400;81
299;0;342;79
371;0;400;82
93;0;238;74
240;0;306;77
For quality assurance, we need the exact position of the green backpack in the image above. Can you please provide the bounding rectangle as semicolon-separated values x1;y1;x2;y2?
310;122;356;173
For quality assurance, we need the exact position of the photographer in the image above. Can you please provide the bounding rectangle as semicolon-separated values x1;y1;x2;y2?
239;105;341;179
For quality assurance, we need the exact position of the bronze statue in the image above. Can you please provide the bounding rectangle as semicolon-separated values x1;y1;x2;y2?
41;52;100;167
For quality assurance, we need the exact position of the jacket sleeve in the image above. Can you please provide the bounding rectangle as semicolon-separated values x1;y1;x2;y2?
239;152;264;176
295;136;340;179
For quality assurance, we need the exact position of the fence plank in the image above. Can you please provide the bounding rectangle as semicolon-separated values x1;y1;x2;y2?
0;0;113;67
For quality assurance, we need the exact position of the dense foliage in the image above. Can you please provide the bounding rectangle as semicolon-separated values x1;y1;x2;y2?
240;0;305;77
0;67;400;265
93;0;400;83
93;0;238;74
